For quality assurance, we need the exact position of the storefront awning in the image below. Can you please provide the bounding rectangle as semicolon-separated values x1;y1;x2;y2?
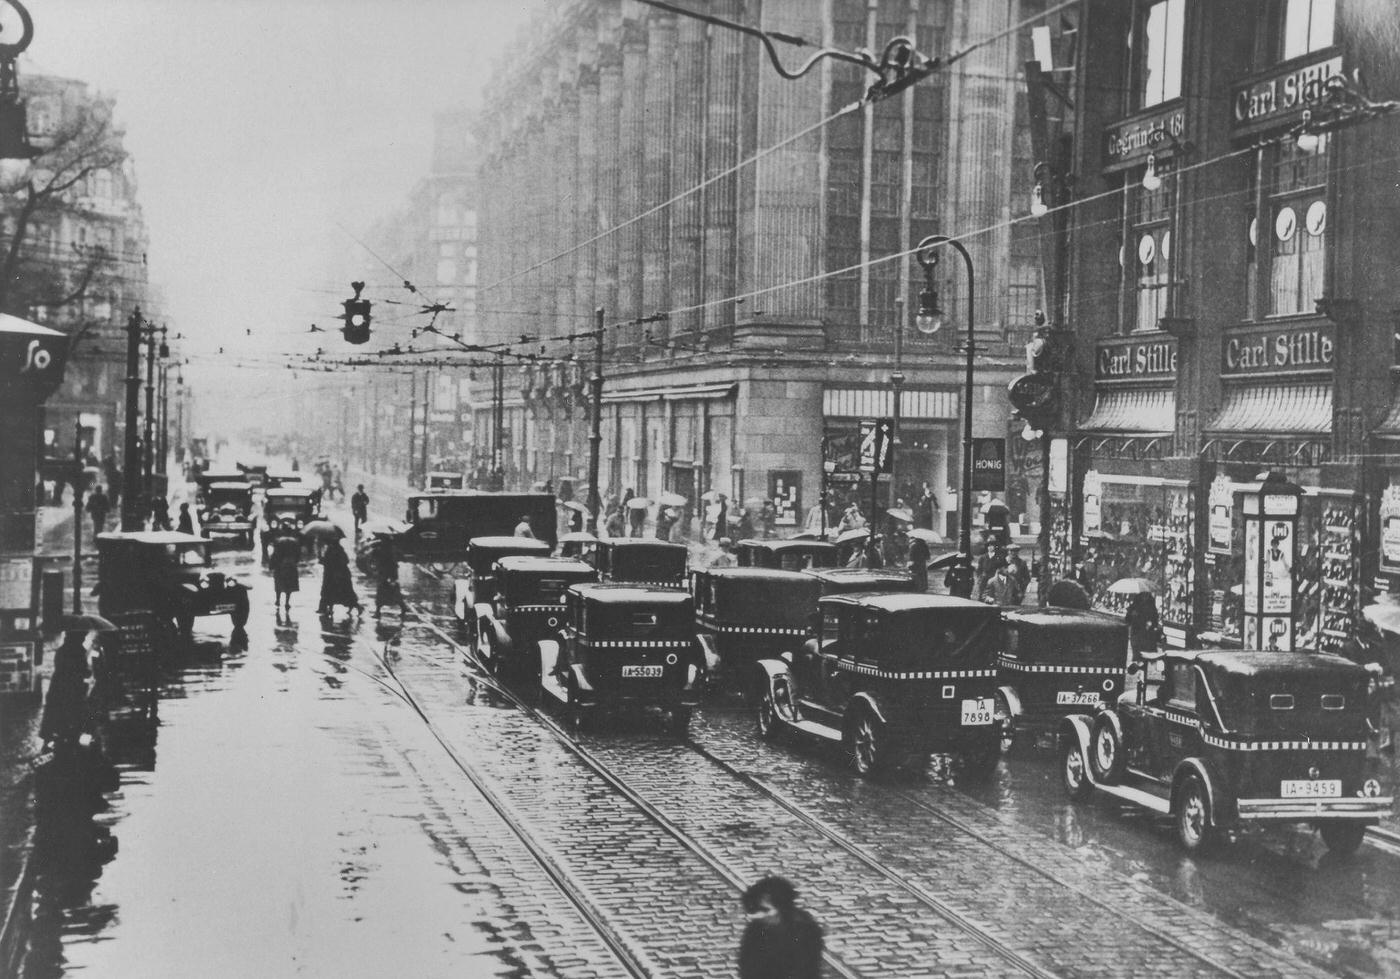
603;382;736;404
1205;382;1331;435
824;387;958;420
1372;399;1400;439
1078;387;1175;435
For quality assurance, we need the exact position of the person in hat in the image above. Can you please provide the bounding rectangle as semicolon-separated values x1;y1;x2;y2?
1125;591;1162;655
907;534;930;592
710;538;737;568
270;529;303;613
350;484;370;533
1006;545;1031;605
176;501;195;535
983;558;1017;605
514;515;535;539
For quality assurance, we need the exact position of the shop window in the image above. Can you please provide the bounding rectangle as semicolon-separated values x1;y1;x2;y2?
1127;169;1175;332
1133;0;1185;109
1279;0;1335;61
1267;137;1328;316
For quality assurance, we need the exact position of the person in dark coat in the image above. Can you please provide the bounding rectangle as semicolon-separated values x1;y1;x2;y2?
655;506;676;541
151;496;172;531
40;632;92;752
738;876;823;979
350;484;370;532
317;538;361;617
270;532;302;612
85;486;110;537
371;537;408;618
907;534;930;592
176;502;194;535
1125;592;1162;655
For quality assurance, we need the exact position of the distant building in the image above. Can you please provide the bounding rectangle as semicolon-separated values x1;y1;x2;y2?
473;0;1048;532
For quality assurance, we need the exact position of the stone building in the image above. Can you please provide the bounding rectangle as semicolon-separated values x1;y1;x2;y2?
473;0;1052;534
1051;0;1400;650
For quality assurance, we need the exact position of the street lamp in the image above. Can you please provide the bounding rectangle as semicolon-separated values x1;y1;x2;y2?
0;0;37;194
890;297;904;508
915;235;975;598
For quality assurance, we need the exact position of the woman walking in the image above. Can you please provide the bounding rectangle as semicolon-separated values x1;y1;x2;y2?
270;531;303;613
317;536;362;617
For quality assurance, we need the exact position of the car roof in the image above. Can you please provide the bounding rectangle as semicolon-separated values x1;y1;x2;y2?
497;556;596;574
570;582;692;606
818;592;991;613
697;567;811;582
97;530;207;546
1003;606;1126;631
1195;648;1367;679
470;535;552;551
599;538;688;551
209;482;251;490
410;491;551;501
199;472;246;482
738;538;837;552
804;568;913;586
265;487;313;498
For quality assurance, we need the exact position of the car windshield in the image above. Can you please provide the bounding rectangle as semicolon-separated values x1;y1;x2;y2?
166;544;208;567
876;608;1000;670
1004;622;1126;667
776;550;836;571
412;498;440;521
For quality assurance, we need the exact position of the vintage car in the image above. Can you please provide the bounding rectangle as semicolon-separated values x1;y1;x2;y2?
426;471;465;492
198;482;257;548
997;607;1129;747
736;538;839;571
453;536;553;622
803;567;918;597
594;539;688;588
540;583;706;735
693;568;820;689
96;531;250;639
757;593;1007;777
193;470;248;500
1061;648;1392;855
259;486;320;556
471;556;599;677
397;492;557;564
236;462;269;488
263;470;305;490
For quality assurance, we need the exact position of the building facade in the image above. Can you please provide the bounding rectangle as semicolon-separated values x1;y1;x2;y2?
1054;0;1400;650
473;0;1051;532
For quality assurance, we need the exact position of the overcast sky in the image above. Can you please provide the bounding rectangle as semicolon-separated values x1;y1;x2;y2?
24;0;537;410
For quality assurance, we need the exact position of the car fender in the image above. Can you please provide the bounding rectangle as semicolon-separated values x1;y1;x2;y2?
471;603;495;635
846;691;888;730
1171;757;1232;824
538;639;562;678
1093;707;1125;746
756;658;790;683
451;579;472;619
696;632;722;674
486;619;512;658
1059;713;1093;759
996;684;1023;723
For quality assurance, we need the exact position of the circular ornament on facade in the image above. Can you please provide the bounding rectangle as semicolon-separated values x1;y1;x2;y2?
1249;216;1257;247
1305;200;1327;236
1138;233;1156;266
1275;205;1297;242
1161;230;1171;262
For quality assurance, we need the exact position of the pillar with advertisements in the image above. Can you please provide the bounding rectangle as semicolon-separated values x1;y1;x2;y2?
1240;472;1304;652
0;315;70;694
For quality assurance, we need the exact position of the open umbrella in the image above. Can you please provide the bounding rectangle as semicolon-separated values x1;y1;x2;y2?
1108;577;1157;595
928;551;964;571
909;527;944;544
562;500;590;514
887;507;915;524
700;490;722;502
302;519;344;541
835;527;870;545
59;613;118;633
657;491;688;507
626;497;652;511
1363;603;1400;637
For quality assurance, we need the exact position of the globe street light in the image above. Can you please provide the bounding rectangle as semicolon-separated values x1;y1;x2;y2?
915;235;975;599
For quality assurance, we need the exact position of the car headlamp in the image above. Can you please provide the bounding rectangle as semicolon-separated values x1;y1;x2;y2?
1362;778;1383;798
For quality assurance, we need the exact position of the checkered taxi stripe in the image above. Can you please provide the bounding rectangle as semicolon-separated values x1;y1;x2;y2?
513;604;564;613
837;659;997;681
1202;732;1367;751
701;622;808;636
577;639;694;649
996;657;1122;674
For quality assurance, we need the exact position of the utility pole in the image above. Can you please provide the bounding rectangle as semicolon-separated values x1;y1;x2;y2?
121;307;143;530
587;307;604;535
72;419;83;612
157;353;169;475
420;369;431;486
142;320;157;499
492;352;505;490
408;370;418;488
890;297;905;509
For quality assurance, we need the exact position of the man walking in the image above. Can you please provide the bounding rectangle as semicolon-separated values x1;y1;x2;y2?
351;484;370;534
85;485;111;537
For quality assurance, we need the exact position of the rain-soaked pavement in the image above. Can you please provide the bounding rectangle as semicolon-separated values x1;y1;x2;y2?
9;497;1400;978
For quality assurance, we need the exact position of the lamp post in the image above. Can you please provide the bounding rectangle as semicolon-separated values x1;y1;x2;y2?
121;307;143;530
0;0;37;194
890;297;905;511
914;235;975;598
587;307;604;535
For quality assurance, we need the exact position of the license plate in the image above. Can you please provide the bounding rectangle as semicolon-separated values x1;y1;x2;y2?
621;665;663;678
1056;691;1101;706
1281;779;1341;798
961;698;994;725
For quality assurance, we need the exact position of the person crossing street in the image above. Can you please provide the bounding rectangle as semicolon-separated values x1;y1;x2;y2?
350;484;370;534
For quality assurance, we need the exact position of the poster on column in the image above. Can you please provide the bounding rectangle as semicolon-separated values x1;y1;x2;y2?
1243;520;1260;611
769;471;801;527
1261;519;1293;614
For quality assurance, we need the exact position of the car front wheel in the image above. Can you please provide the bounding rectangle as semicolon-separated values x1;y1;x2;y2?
1062;737;1093;801
1175;775;1215;852
757;691;781;742
846;709;888;777
1319;821;1366;857
1089;714;1125;783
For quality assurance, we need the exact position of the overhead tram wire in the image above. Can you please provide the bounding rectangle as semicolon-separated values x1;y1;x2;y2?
477;0;1078;298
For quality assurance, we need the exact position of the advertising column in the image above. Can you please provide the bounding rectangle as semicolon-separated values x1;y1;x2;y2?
1240;473;1303;651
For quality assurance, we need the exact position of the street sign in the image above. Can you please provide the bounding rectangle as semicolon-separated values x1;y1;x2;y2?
859;417;894;475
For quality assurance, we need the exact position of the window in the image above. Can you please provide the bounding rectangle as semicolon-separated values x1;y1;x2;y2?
1267;136;1328;315
1281;0;1334;60
1127;166;1175;331
1136;0;1185;108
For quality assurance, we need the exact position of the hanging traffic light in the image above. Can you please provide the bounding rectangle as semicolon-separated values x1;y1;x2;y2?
342;281;372;344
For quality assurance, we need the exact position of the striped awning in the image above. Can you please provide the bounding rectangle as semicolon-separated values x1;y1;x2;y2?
1205;382;1331;435
1078;386;1175;435
823;387;958;420
1373;399;1400;439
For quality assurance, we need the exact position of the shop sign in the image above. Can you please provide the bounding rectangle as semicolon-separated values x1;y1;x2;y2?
858;417;894;475
1208;473;1233;554
1221;324;1333;376
970;438;1005;492
0;326;69;403
1104;106;1187;170
1261;520;1294;613
1048;438;1068;494
1380;482;1400;573
1231;54;1342;137
1082;470;1102;534
0;557;33;610
1095;336;1178;381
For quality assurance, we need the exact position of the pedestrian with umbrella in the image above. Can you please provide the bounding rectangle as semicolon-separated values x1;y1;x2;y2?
317;534;362;618
269;530;303;613
370;535;408;619
1114;580;1161;655
302;516;343;558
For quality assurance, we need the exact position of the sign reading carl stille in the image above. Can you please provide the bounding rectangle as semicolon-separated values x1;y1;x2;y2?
1095;336;1178;381
1221;324;1334;376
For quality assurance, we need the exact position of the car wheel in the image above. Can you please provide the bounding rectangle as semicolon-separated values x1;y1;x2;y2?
1319;821;1366;857
757;691;781;742
174;613;194;641
668;707;692;738
477;623;496;674
846;709;888;777
1175;775;1215;852
961;734;1001;780
996;690;1016;753
1062;737;1093;801
1089;714;1125;783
